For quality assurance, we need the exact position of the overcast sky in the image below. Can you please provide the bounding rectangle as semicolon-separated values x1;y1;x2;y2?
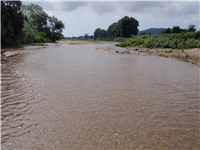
22;1;199;37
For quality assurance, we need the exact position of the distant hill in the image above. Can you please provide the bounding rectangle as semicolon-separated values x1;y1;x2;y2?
138;28;167;35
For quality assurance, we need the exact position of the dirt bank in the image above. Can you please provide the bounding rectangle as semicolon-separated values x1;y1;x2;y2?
126;47;200;65
98;46;200;65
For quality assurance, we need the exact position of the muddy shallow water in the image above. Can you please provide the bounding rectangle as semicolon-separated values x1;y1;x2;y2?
1;44;199;149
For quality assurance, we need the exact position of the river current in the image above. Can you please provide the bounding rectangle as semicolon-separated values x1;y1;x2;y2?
1;44;199;149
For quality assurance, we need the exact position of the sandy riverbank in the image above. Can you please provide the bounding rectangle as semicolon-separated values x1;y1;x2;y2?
126;47;200;65
98;46;200;65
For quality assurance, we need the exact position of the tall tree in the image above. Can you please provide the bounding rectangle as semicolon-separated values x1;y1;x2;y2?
94;28;101;40
1;1;24;46
107;16;139;38
21;4;65;42
117;16;139;37
107;22;118;39
94;28;107;40
49;16;65;42
21;4;49;32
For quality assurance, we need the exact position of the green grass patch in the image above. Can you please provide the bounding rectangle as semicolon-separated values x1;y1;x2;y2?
165;49;173;53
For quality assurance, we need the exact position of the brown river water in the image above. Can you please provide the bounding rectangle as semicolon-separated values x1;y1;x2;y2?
1;44;199;149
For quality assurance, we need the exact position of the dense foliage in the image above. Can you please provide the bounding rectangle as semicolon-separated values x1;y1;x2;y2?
1;1;65;46
21;4;65;43
93;16;139;40
116;31;200;49
1;1;24;46
107;16;139;38
94;28;107;40
20;20;51;43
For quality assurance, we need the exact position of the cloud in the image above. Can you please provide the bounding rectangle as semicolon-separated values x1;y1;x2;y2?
184;19;189;24
192;14;199;22
42;2;89;12
119;1;199;18
88;2;117;15
31;1;199;18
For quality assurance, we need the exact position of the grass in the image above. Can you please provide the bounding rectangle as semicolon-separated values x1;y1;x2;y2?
159;54;166;57
165;49;173;53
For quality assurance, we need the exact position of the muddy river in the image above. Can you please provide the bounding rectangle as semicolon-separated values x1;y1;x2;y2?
1;44;199;149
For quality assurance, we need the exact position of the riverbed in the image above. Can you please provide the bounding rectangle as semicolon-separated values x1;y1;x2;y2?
1;43;199;149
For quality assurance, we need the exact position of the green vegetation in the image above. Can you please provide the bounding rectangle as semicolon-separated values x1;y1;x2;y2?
107;16;139;38
159;54;166;57
165;49;173;53
94;28;107;40
93;16;139;40
1;1;24;46
162;25;197;34
116;31;200;49
21;4;64;43
1;1;65;46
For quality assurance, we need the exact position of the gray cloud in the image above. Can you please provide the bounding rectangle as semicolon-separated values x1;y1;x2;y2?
26;1;198;18
42;2;89;12
88;2;117;15
119;1;199;18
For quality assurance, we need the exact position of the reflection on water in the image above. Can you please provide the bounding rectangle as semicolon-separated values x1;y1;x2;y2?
1;44;199;149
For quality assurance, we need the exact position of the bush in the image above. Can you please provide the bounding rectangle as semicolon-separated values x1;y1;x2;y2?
116;31;200;49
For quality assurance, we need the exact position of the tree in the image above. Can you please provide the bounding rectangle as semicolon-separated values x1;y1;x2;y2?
172;26;181;33
49;16;65;42
1;1;24;46
107;16;139;38
188;24;196;32
107;22;118;39
22;4;49;32
117;16;139;37
94;28;101;40
21;4;65;42
94;28;107;40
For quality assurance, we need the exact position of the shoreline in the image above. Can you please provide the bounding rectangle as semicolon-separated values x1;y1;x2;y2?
1;40;199;65
98;46;200;65
126;47;200;65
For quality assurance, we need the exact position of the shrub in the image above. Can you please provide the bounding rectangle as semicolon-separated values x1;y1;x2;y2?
116;31;200;49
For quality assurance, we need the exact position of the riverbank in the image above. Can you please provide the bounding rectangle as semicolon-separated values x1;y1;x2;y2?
98;46;200;65
1;41;199;65
1;40;119;57
126;47;200;65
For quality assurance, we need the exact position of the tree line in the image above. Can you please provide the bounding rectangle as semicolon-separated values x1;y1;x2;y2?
94;16;139;40
162;25;196;34
1;1;65;46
